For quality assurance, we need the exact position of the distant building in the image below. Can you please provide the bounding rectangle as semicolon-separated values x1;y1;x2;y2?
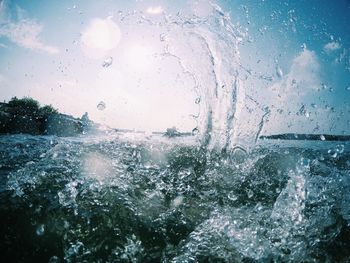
165;127;180;137
81;112;90;123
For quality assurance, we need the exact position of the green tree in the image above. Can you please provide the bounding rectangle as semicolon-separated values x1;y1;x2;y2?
8;97;40;116
7;97;58;117
39;105;58;117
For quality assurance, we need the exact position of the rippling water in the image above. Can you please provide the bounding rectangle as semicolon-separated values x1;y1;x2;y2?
1;134;349;262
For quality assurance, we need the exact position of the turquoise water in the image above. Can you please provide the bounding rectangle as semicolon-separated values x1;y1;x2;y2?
1;134;349;262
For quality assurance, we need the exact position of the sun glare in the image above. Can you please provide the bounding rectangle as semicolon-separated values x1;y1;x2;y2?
81;18;121;58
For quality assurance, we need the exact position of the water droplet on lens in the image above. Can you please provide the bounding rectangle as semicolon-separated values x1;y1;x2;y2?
301;158;310;167
172;195;184;207
228;192;238;201
48;256;60;263
102;57;113;67
247;189;254;198
97;101;106;111
36;224;45;236
297;104;306;116
230;146;248;164
336;144;345;154
144;162;152;169
276;66;283;78
159;33;168;42
192;127;199;135
328;149;338;158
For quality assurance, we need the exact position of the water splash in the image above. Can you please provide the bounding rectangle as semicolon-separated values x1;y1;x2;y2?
158;5;249;150
102;56;113;67
276;65;283;78
36;224;45;236
97;101;106;111
1;134;350;262
113;3;265;151
255;106;270;143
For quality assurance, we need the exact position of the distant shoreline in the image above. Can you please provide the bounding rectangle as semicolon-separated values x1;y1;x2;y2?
259;133;350;142
0;98;94;136
1;98;348;141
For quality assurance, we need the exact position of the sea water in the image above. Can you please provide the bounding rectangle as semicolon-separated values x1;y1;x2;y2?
1;133;349;262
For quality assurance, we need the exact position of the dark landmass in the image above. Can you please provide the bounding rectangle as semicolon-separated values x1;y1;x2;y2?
0;97;95;136
3;98;346;141
260;133;350;141
114;127;193;137
0;97;192;138
113;128;146;134
153;131;192;137
154;127;193;137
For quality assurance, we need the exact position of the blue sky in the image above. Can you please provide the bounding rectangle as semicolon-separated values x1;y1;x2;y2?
0;0;349;134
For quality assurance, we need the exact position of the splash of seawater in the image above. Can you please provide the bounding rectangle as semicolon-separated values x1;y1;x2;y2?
117;4;261;152
161;5;246;151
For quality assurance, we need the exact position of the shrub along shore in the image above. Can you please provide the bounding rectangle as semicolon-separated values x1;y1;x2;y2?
0;97;89;136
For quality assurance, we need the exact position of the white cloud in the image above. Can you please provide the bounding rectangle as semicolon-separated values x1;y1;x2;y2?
0;20;59;54
81;18;121;59
270;48;320;95
323;41;341;53
0;2;59;54
288;48;320;88
264;49;323;134
146;6;164;15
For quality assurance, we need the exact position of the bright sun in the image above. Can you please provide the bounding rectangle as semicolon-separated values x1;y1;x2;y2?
81;18;121;59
